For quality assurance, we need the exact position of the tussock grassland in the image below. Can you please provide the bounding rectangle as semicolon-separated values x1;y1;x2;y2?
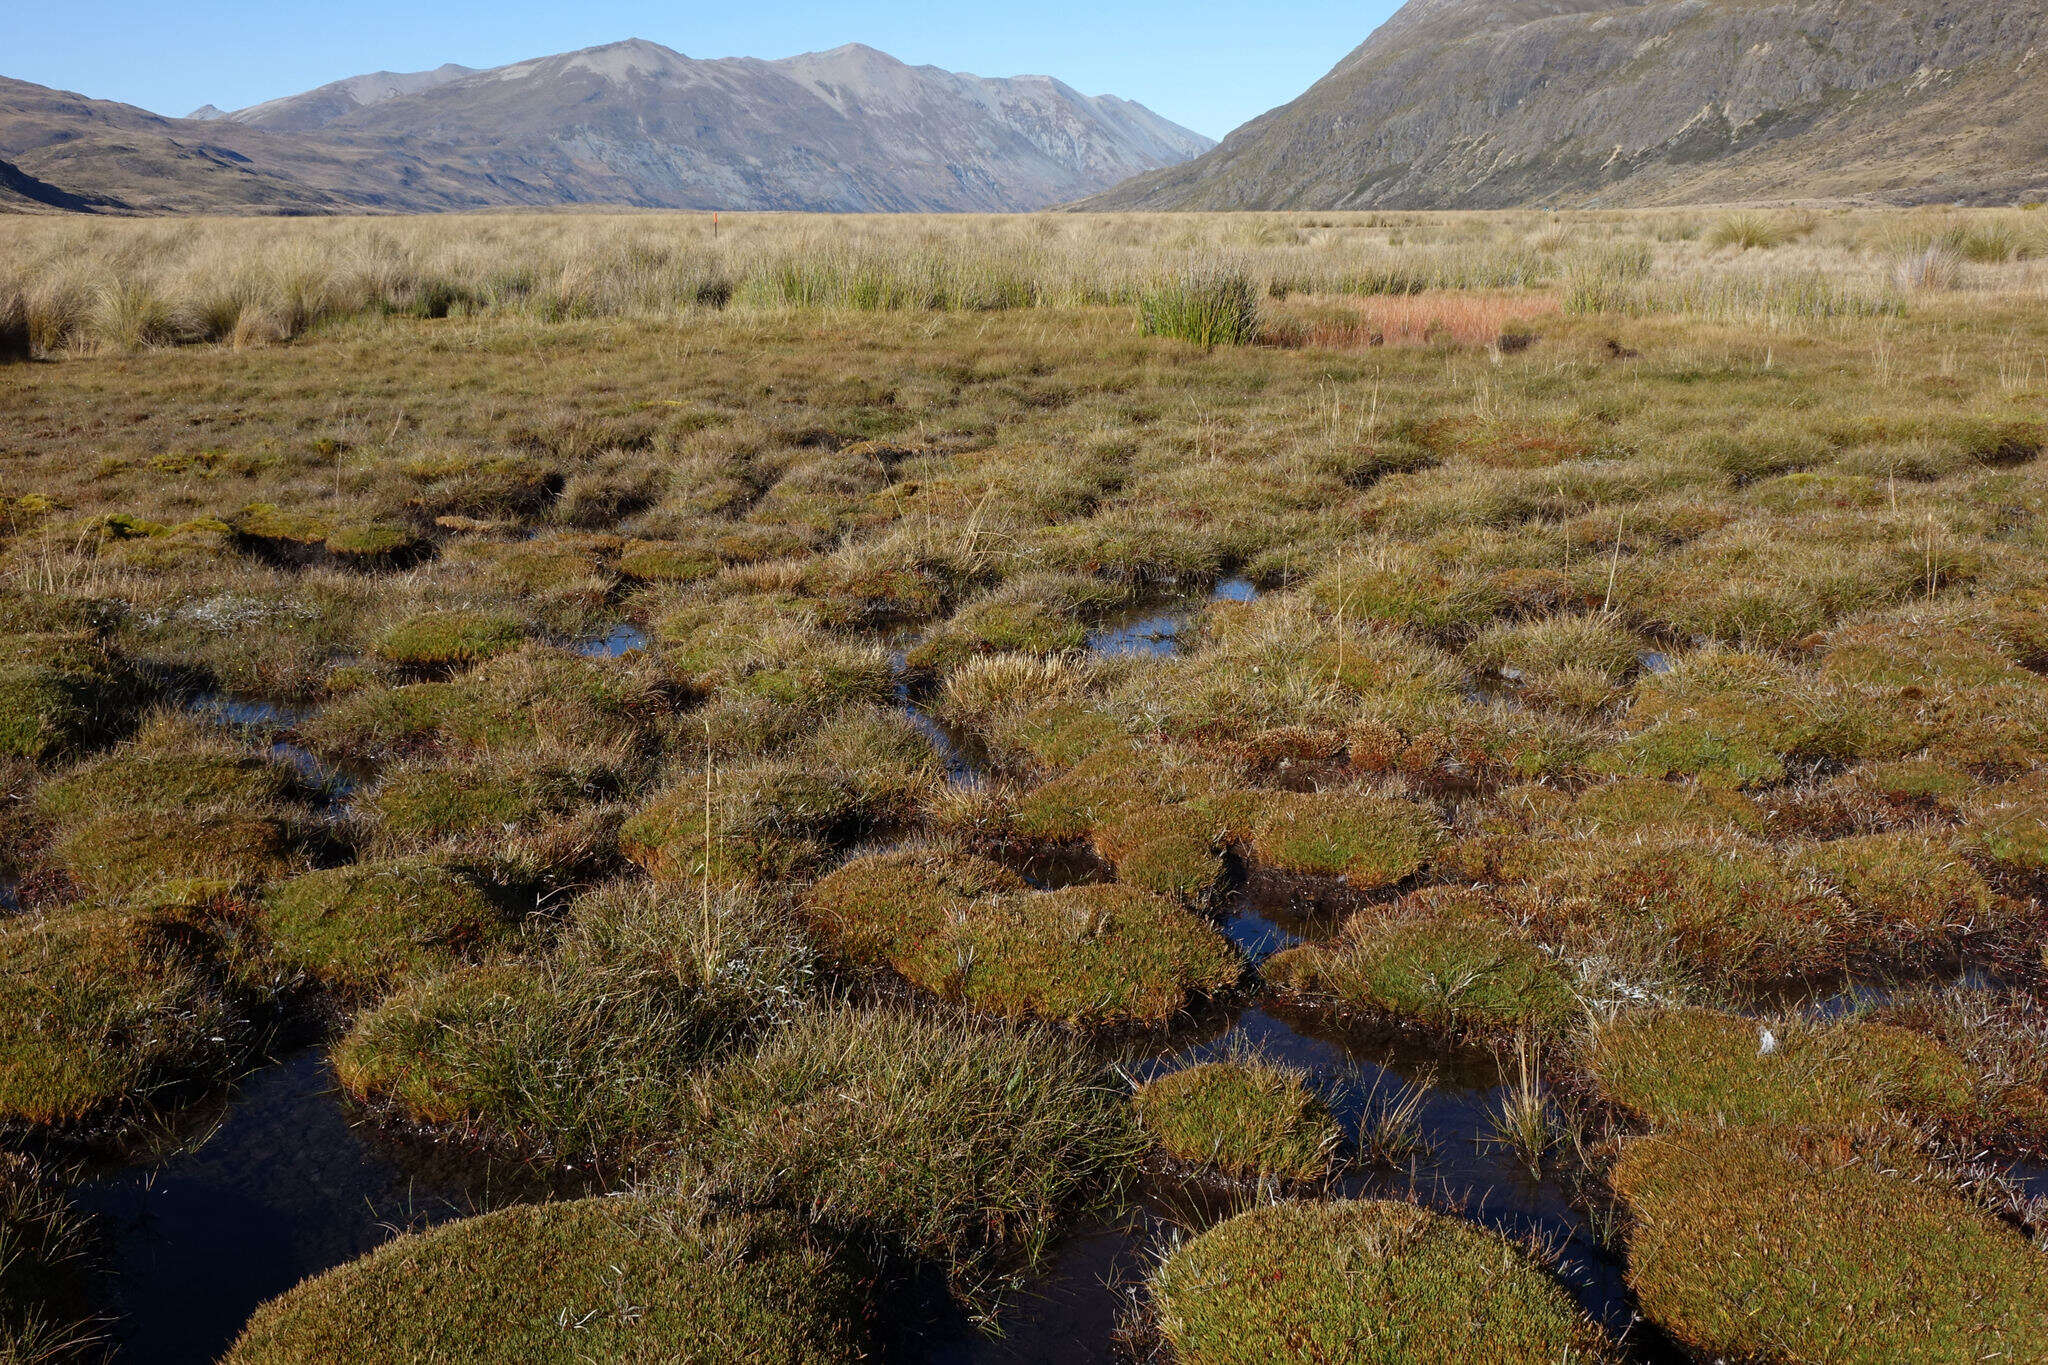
1;205;2047;1361
0;205;2043;356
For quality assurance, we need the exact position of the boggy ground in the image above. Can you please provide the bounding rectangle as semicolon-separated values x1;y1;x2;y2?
2;207;2048;1363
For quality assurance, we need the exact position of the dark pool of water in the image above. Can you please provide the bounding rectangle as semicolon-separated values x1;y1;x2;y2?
71;1050;542;1365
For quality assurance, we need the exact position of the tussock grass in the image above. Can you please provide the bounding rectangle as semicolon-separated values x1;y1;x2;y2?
334;882;811;1160
680;1004;1141;1296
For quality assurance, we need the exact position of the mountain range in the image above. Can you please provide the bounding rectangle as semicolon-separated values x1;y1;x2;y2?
1083;0;2048;210
0;39;1212;214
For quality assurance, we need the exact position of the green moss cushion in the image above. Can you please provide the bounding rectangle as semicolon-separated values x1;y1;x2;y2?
1152;1200;1615;1364
224;1199;868;1364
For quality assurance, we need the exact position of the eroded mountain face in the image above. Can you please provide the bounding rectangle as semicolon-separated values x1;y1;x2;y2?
1084;0;2048;209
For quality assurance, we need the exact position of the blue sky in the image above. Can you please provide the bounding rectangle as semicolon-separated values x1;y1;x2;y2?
5;1;1403;141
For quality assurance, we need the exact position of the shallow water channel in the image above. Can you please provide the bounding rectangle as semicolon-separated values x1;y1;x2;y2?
72;1052;543;1362
903;864;1686;1364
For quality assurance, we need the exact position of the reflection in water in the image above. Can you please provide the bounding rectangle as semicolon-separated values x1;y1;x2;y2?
1086;577;1260;660
573;622;649;659
183;692;359;808
72;1050;545;1365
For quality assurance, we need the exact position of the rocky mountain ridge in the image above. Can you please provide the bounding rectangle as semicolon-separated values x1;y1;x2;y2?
0;39;1212;214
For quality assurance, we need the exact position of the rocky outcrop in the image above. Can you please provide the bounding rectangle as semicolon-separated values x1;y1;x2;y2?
1082;0;2048;209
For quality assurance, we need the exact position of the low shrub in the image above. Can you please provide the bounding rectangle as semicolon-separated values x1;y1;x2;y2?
0;294;29;365
1150;1200;1616;1364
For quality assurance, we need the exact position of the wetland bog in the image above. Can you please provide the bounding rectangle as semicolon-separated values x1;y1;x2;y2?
3;206;2048;1362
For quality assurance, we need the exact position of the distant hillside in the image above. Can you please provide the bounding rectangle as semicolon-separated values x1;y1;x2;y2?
1082;0;2048;209
0;39;1213;214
